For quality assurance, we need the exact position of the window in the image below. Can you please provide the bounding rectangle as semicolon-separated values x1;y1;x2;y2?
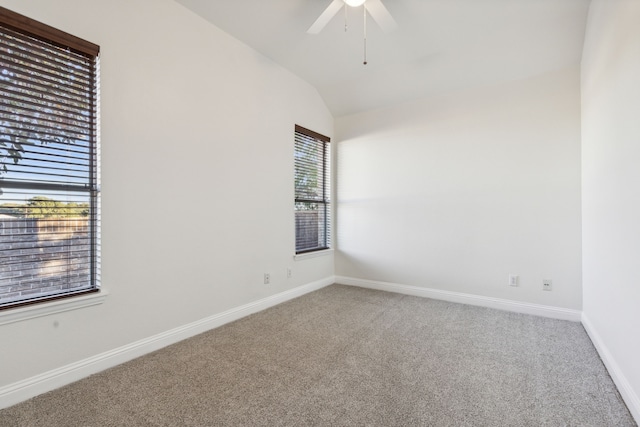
294;125;330;254
0;7;100;309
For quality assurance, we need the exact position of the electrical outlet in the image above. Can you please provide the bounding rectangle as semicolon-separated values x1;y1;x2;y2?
287;268;292;278
509;274;519;287
543;279;552;291
264;273;270;285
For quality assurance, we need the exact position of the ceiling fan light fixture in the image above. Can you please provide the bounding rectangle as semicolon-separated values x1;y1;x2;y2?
344;0;366;7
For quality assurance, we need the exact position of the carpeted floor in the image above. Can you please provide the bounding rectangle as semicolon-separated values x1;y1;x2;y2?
0;284;636;426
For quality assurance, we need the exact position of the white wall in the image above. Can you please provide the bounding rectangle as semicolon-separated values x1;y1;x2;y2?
581;0;640;419
336;66;582;310
0;0;333;388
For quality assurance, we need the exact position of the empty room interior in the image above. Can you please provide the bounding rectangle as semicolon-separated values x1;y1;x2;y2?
0;0;638;425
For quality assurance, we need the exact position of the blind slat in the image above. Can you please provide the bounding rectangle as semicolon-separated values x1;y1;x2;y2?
0;49;92;90
0;64;93;106
1;85;93;118
0;38;91;75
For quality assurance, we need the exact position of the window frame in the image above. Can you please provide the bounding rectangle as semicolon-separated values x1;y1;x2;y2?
0;6;101;311
294;125;331;255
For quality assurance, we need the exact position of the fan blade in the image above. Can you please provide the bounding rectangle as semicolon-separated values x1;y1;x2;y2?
307;0;344;34
365;0;397;32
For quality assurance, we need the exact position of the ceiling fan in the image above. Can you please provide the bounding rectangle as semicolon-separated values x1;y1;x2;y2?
307;0;397;35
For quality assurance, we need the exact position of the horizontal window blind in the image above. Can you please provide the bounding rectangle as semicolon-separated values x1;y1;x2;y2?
0;7;100;309
294;125;330;254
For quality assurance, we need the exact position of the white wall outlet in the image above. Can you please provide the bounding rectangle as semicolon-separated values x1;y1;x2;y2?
264;273;270;284
543;279;552;291
286;268;292;278
509;274;519;287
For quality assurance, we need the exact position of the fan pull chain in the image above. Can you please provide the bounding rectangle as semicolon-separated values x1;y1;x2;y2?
345;5;348;32
363;5;368;65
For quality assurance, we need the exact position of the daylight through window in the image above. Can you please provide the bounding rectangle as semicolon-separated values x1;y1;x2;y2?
0;7;100;309
294;125;330;254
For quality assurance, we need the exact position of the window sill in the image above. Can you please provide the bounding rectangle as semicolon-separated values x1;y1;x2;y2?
294;249;334;261
0;290;108;326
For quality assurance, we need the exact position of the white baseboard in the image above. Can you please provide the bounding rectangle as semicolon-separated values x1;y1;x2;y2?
335;276;582;322
0;276;334;410
582;313;640;424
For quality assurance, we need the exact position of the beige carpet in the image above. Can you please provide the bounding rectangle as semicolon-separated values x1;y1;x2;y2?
0;284;636;426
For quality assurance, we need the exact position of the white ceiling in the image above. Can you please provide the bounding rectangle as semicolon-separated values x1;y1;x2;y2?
174;0;591;117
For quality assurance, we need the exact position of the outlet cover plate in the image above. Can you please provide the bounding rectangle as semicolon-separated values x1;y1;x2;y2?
509;274;519;287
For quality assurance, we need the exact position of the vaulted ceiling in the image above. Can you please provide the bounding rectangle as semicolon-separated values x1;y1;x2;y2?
174;0;591;117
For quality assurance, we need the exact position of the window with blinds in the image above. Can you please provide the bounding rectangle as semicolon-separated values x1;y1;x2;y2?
0;7;100;309
294;125;330;254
